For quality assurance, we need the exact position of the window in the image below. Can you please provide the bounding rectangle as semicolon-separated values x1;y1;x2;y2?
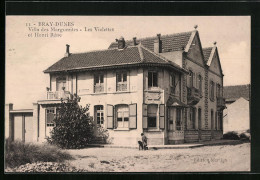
148;104;157;128
170;74;176;94
56;77;66;91
216;84;221;98
215;112;218;130
198;108;202;130
148;71;158;88
116;105;129;128
210;81;215;100
176;108;181;130
94;74;104;93
188;70;193;88
211;110;214;130
198;75;202;95
46;109;55;127
95;105;104;125
190;107;196;129
116;72;127;91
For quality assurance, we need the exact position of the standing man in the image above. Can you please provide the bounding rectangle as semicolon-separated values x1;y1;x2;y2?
141;133;148;150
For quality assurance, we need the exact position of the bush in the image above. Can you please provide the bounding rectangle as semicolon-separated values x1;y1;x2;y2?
48;95;95;149
5;139;73;168
239;132;251;141
223;131;240;140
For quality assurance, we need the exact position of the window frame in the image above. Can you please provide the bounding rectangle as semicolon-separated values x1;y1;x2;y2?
148;71;158;89
95;105;104;125
94;74;104;93
188;70;193;88
170;73;176;94
210;81;215;101
147;104;158;128
198;74;202;96
115;104;129;129
56;77;66;91
116;72;128;92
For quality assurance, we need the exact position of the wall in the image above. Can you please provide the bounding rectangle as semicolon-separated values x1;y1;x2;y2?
223;98;250;133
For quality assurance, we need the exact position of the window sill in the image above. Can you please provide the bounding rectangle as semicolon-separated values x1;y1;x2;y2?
114;128;130;131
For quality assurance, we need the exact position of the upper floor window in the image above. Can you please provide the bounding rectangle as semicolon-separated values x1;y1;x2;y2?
148;71;158;88
216;83;221;98
198;75;202;95
170;74;176;94
116;72;127;91
210;81;215;100
56;77;66;91
94;74;104;93
188;70;193;88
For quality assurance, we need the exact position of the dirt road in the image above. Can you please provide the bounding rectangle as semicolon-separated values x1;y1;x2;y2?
67;142;250;172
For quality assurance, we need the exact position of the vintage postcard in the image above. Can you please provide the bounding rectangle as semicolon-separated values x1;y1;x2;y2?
5;16;250;172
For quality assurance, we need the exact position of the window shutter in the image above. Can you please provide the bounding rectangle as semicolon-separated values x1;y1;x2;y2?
129;103;137;129
107;104;114;129
159;104;165;129
143;104;148;129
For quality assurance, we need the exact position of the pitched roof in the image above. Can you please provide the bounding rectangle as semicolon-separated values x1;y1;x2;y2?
108;31;193;52
224;84;250;102
44;45;185;73
202;47;213;64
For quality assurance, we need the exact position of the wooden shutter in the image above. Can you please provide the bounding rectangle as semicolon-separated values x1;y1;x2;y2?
129;103;137;129
107;104;114;129
143;104;148;129
159;104;165;129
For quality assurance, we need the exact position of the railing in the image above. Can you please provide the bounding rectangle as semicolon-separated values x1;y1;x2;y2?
47;91;72;100
187;87;200;105
94;84;104;93
116;83;127;92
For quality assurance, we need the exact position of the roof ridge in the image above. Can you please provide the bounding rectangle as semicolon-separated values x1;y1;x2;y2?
71;46;138;55
110;30;194;45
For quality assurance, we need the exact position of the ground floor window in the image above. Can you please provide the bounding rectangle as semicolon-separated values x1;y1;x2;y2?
189;107;196;129
95;105;104;125
176;108;182;130
148;104;158;128
46;108;55;127
116;105;129;128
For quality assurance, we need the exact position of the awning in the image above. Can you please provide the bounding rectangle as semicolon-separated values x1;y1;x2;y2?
167;95;188;107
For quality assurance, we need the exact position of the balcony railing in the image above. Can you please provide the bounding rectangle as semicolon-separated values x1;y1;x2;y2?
187;87;200;105
116;83;127;92
94;84;104;93
217;97;226;110
47;91;72;100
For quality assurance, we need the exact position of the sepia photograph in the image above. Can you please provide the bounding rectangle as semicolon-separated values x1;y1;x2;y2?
5;16;251;172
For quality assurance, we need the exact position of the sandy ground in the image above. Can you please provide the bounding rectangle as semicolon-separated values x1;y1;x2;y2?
67;142;250;172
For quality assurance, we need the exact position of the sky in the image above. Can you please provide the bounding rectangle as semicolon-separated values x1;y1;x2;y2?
6;16;251;109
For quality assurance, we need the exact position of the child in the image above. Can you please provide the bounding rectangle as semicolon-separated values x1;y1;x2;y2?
141;133;148;150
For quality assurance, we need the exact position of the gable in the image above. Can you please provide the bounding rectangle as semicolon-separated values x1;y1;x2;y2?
209;48;223;76
186;32;205;66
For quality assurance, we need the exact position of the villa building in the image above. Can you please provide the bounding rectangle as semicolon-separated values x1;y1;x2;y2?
5;27;225;145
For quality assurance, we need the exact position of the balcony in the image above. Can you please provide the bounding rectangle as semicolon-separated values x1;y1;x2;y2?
47;90;72;100
187;87;200;105
217;97;226;110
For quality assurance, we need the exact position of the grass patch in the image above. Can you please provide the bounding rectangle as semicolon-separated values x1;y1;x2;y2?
5;139;73;168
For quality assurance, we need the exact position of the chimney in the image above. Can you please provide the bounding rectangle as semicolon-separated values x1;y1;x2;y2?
117;36;125;49
65;44;70;57
133;37;137;46
154;33;162;53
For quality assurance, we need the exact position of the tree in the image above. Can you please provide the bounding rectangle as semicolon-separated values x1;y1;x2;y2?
48;94;95;149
